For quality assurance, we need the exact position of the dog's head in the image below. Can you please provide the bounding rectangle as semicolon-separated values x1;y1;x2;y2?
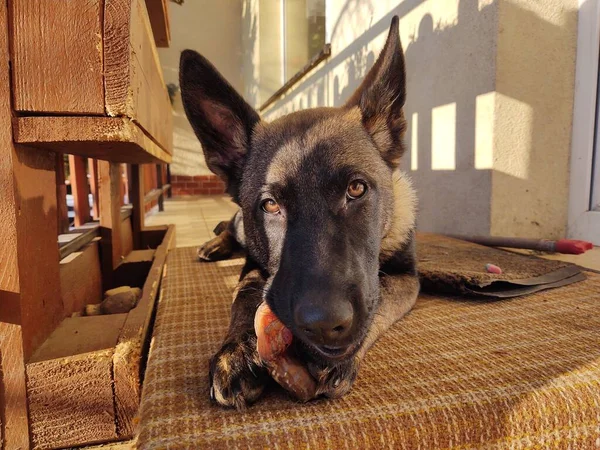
180;17;415;365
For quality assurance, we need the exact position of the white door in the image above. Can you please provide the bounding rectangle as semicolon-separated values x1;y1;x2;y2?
568;0;600;245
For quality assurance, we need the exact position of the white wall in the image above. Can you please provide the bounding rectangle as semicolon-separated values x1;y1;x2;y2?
242;0;578;239
158;0;243;177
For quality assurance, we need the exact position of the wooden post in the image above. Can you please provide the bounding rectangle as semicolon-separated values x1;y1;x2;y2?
56;153;70;234
0;2;62;445
156;164;164;212
98;161;123;289
130;165;145;250
166;164;172;198
88;158;99;220
0;324;29;450
68;154;91;226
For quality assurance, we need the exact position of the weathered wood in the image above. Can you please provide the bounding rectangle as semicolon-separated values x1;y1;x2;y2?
13;116;172;164
130;165;145;250
156;164;165;211
59;224;101;260
104;0;173;154
69;154;91;227
10;0;104;114
28;349;118;448
60;241;103;316
114;225;174;438
12;149;65;359
30;315;127;364
121;216;135;257
0;324;29;450
89;158;100;220
144;0;170;47
99;161;124;290
140;226;168;249
56;153;70;234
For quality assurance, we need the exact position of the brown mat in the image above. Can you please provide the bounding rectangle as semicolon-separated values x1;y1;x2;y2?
137;247;600;449
417;233;585;297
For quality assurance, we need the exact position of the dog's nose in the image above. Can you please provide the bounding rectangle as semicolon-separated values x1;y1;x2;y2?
294;300;354;348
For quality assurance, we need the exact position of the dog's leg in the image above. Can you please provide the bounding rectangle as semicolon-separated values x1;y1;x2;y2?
209;261;269;409
312;274;420;398
198;209;245;261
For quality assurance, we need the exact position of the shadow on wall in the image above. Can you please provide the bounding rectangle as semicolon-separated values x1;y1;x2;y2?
254;0;576;238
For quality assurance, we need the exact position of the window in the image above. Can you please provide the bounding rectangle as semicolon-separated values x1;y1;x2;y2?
258;0;327;108
568;0;600;244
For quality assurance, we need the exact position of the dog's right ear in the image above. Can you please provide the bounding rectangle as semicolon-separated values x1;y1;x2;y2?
180;50;260;199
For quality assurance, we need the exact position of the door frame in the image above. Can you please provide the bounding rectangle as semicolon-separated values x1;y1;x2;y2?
568;0;600;244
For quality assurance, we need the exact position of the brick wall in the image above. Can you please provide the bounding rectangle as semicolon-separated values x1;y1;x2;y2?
171;174;226;196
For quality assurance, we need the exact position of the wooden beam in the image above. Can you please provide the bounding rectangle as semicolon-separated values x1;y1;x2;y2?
156;164;164;211
58;224;101;260
56;153;70;234
105;0;173;154
99;161;123;289
130;165;145;250
114;224;175;437
68;155;91;227
0;0;63;361
10;0;105;114
13;116;172;164
89;158;99;219
0;323;29;450
144;0;170;47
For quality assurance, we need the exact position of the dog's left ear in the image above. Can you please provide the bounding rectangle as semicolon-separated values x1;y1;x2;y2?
180;50;260;200
345;16;407;168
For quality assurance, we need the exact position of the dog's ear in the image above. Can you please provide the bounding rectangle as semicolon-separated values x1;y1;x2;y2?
345;16;407;168
180;50;260;199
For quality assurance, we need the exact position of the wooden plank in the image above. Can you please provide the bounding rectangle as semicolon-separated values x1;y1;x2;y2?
99;161;124;289
104;0;173;154
29;315;127;364
69;155;91;227
0;324;29;450
121;216;134;257
56;153;70;234
0;0;19;296
130;165;145;249
60;241;103;316
156;164;165;211
113;224;174;438
27;350;118;448
12;149;64;359
1;0;63;366
145;0;171;47
13;116;172;164
10;0;104;114
59;224;101;260
89;158;100;220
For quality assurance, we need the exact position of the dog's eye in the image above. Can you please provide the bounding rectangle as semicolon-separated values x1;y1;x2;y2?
261;198;281;214
347;180;367;200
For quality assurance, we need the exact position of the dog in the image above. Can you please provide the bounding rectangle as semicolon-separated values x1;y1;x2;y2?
179;16;419;409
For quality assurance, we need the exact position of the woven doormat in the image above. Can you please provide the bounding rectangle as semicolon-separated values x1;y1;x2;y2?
417;233;586;297
137;246;600;449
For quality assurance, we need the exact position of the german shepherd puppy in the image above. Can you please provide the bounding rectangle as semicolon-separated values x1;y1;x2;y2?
180;16;419;409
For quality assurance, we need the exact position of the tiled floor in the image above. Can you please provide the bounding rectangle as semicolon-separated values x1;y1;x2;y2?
145;196;238;248
146;196;600;271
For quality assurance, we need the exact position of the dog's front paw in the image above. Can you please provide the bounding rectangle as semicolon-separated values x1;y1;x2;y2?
310;357;360;399
209;333;269;409
198;233;234;261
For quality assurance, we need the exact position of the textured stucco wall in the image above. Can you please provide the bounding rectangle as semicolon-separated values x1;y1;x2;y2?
491;0;578;238
158;0;243;177
243;0;579;238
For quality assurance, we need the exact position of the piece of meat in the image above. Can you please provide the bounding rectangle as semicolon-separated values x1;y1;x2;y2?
254;302;317;402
